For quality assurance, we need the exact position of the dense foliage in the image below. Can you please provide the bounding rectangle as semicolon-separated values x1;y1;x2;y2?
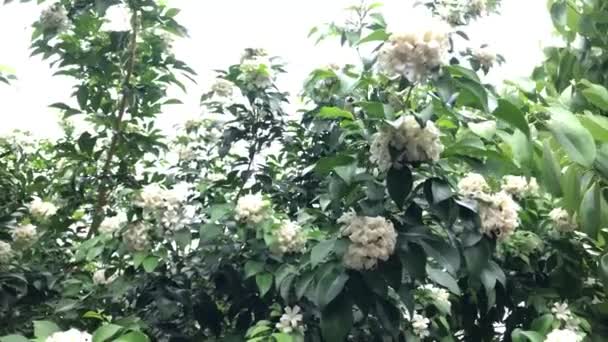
1;0;608;342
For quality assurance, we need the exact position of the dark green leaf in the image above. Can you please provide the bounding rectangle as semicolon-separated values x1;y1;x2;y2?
547;106;596;167
580;182;600;238
321;294;353;342
493;99;530;137
387;166;412;208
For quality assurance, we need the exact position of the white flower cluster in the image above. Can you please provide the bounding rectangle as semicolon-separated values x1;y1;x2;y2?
46;329;92;342
370;116;443;171
92;269;117;286
545;329;582;342
549;208;576;232
458;173;520;239
239;57;274;89
472;46;497;69
102;4;132;32
479;191;520;240
274;220;306;254
418;284;451;311
12;224;38;249
378;23;449;82
211;78;234;98
40;6;68;32
99;212;127;235
339;212;397;270
435;0;488;25
411;313;431;338
235;194;271;225
458;172;490;199
0;241;13;266
276;305;305;334
123;223;149;252
137;183;198;232
29;196;58;219
501;175;539;197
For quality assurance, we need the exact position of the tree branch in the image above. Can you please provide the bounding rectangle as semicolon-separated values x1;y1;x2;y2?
88;11;139;238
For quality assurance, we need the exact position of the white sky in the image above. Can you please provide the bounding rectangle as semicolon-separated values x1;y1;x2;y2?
0;0;554;139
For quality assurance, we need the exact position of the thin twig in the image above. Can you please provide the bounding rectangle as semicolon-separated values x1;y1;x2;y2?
88;11;139;238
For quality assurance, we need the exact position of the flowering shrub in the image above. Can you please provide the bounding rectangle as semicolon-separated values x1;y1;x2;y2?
1;0;608;341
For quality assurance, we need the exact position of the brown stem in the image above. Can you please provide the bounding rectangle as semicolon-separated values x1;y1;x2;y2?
87;11;139;238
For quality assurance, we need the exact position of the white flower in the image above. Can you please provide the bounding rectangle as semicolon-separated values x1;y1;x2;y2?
378;22;449;82
411;313;431;338
235;194;270;225
92;269;117;286
552;302;573;322
137;183;167;210
46;329;92;342
102;4;132;32
123;223;149;252
40;6;68;32
369;131;393;171
99;213;127;235
501;176;539;197
274;220;306;254
211;78;234;98
239;57;273;89
12;224;38;249
369;116;443;171
458;173;490;199
479;191;520;239
177;145;197;161
545;329;582;342
0;241;13;266
29;196;58;219
276;305;305;334
469;0;488;15
340;215;397;270
472;47;496;69
549;208;576;232
418;284;451;311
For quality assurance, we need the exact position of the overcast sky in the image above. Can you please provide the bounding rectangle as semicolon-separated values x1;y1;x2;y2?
0;0;554;138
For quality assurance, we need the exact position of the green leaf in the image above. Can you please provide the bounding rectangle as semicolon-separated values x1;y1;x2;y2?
142;256;159;273
547;106;596;167
493;99;530;137
387;166;412;208
358;101;385;119
318;106;354;120
464;240;490;276
271;333;293;342
199;223;222;243
511;329;544;342
580;79;608;110
314;155;356;174
579;113;608;142
173;229;191;249
427;267;460;295
310;239;335;267
561;165;581;213
419;240;460;275
599;254;608;294
580;182;600;239
114;331;149;342
132;252;147;269
244;260;264;278
93;324;123;342
0;335;29;342
541;140;562;196
468;121;496;140
256;272;273;296
356;29;389;45
530;314;554;335
34;321;60;339
316;268;349;308
321;294;353;342
295;272;315;300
